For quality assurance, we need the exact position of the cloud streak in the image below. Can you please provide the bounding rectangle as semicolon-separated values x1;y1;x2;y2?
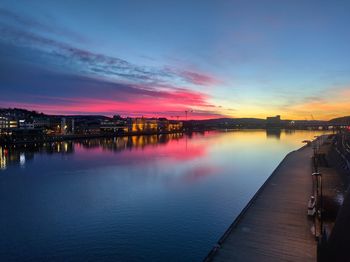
0;9;219;88
0;45;224;119
0;8;225;118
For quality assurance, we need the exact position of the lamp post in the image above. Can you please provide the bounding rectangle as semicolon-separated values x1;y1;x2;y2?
312;144;318;172
312;172;323;238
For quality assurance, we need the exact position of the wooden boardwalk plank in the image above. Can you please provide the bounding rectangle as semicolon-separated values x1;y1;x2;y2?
208;146;317;262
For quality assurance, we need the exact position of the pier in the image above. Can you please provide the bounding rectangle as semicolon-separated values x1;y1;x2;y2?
205;145;316;261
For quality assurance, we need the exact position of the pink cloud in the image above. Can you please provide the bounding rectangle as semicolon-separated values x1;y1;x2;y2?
0;88;226;119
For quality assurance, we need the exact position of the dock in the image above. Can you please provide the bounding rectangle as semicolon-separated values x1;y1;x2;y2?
205;145;317;261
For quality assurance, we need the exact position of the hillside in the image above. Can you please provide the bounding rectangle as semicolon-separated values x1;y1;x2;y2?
330;116;350;124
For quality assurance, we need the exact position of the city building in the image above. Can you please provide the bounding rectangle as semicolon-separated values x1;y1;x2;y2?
73;119;100;135
167;120;183;132
19;119;34;129
0;116;18;134
100;119;128;134
158;118;183;132
48;117;75;135
129;117;158;133
266;115;281;128
0;108;185;142
0;116;9;132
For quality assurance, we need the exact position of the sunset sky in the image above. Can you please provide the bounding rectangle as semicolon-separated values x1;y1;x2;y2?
1;0;350;120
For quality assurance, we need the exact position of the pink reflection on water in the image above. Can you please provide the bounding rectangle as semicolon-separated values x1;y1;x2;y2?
73;133;211;167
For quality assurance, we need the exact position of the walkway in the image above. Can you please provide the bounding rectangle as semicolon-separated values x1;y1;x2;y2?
206;146;316;262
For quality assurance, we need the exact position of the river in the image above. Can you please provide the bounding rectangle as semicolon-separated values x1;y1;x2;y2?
0;130;330;261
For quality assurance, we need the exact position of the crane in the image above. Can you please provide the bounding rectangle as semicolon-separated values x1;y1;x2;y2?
185;110;193;121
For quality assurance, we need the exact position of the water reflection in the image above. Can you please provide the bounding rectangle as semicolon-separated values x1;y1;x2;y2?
0;130;332;262
0;133;186;170
0;130;332;171
266;128;281;139
0;147;35;170
0;142;73;170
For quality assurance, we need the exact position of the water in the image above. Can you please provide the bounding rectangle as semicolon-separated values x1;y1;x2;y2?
0;130;330;261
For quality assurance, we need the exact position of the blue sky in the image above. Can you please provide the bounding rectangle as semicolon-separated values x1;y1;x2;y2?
1;0;350;119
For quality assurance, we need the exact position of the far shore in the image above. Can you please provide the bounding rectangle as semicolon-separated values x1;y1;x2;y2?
0;127;334;146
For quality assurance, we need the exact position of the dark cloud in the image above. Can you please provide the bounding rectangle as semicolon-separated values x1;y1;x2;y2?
0;8;86;42
0;24;174;85
0;9;218;87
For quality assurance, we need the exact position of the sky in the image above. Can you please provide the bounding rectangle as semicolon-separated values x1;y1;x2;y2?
0;0;350;120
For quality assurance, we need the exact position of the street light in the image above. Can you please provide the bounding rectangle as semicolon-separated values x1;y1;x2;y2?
312;172;323;237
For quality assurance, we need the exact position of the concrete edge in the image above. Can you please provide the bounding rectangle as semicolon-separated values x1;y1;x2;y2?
202;148;300;262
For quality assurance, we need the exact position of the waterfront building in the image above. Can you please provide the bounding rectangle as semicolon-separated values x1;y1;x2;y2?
48;117;63;135
158;118;183;132
47;117;76;135
127;117;183;134
73;119;101;135
266;115;282;128
0;116;18;134
9;119;18;129
168;120;183;132
33;118;50;129
0;116;9;133
62;118;76;135
19;119;34;129
129;117;158;133
100;119;128;134
266;115;281;124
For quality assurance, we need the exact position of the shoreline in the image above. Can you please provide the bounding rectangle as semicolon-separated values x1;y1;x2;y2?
0;130;186;146
0;128;332;146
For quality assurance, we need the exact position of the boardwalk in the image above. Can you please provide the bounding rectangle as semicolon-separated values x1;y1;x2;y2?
207;146;316;262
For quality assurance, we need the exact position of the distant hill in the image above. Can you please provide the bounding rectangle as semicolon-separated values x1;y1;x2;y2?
0;107;46;118
0;108;111;121
329;116;350;124
189;117;266;124
185;117;268;129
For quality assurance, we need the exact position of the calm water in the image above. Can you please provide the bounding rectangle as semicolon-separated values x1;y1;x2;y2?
0;130;330;261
